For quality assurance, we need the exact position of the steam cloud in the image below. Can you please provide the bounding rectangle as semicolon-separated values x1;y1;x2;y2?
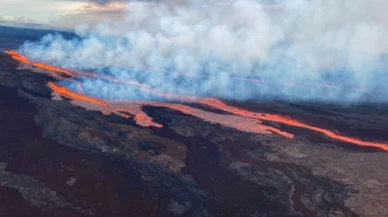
19;0;388;103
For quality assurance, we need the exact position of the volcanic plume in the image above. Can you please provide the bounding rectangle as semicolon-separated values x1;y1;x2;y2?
18;0;388;103
5;50;388;151
5;0;388;152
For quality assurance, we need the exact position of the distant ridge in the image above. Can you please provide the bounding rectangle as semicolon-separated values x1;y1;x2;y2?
0;25;76;49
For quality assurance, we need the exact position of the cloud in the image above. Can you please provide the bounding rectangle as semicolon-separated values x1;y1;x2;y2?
91;0;125;4
19;0;388;103
64;0;152;5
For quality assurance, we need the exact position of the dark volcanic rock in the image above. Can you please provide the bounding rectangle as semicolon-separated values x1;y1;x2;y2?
0;26;388;217
0;162;92;215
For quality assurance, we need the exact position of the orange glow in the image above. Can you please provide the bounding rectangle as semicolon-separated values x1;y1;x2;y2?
5;50;384;95
4;50;30;64
4;50;196;101
5;50;388;151
134;112;163;128
112;106;163;128
4;50;379;97
47;82;163;128
47;82;107;106
199;98;388;151
46;82;292;135
137;101;294;137
32;62;74;76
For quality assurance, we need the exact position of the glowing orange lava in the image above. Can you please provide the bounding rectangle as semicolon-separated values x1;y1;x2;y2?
47;82;293;136
4;50;197;101
112;105;163;128
32;63;74;76
4;50;30;64
199;98;388;151
48;82;107;106
48;82;163;128
5;50;388;151
139;101;294;137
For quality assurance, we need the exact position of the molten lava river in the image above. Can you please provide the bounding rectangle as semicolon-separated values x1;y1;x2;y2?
5;50;388;151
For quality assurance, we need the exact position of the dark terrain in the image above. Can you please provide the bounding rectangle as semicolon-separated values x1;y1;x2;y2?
0;25;387;217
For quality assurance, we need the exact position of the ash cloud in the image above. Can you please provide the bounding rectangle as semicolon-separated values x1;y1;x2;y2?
19;0;388;103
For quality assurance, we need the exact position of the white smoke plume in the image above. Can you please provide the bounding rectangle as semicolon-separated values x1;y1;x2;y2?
19;0;388;103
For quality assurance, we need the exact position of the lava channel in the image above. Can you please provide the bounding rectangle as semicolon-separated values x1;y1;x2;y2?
47;82;292;137
5;50;388;151
199;98;388;151
5;50;197;102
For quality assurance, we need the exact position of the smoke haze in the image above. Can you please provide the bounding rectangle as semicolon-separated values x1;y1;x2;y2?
19;0;388;103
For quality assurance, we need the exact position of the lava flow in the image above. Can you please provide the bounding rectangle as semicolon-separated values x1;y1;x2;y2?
5;50;388;151
48;82;107;106
4;50;30;64
5;50;381;98
199;98;388;151
47;82;293;137
141;101;294;138
47;81;162;128
5;50;197;101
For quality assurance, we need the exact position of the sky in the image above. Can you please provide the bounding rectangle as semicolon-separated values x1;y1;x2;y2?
0;0;284;29
0;0;125;28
